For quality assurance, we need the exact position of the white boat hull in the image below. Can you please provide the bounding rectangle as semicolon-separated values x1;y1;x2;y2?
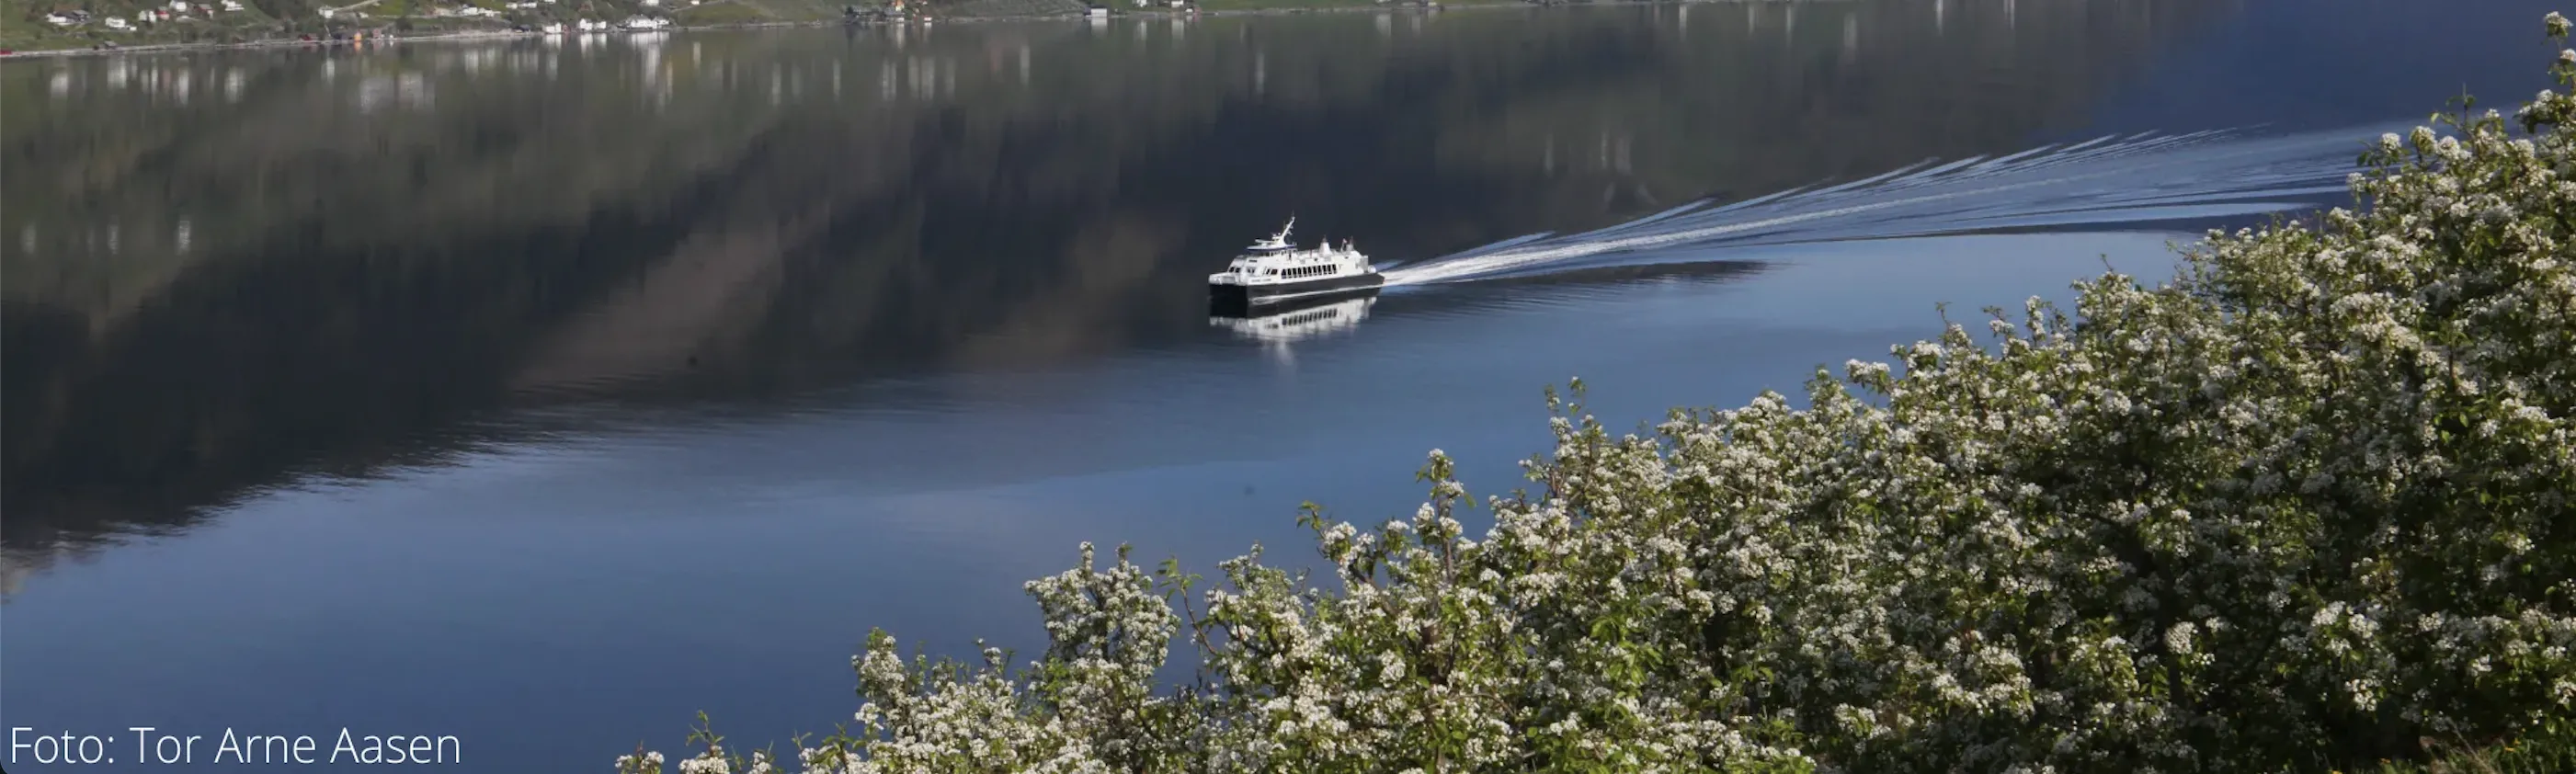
1209;271;1384;313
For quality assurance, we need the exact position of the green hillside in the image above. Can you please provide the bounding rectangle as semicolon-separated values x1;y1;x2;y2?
1;0;849;51
3;0;1480;51
5;0;296;50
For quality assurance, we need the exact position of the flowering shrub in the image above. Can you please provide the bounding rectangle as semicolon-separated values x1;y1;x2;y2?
619;15;2576;774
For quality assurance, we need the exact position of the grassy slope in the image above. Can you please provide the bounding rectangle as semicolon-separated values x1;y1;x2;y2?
3;0;1522;50
3;0;684;50
3;1;295;50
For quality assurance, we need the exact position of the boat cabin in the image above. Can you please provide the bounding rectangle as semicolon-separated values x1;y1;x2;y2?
1210;217;1376;287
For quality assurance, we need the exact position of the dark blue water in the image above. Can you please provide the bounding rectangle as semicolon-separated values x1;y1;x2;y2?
3;0;2566;770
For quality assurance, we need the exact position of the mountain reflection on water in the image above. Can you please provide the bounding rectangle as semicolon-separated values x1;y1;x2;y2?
0;0;2281;567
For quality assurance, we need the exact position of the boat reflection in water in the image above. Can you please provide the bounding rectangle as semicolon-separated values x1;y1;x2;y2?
1209;287;1380;355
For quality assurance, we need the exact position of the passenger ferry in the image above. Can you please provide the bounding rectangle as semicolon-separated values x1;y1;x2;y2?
1207;217;1384;312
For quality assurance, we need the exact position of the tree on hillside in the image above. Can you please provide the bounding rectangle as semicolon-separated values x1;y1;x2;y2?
250;0;317;20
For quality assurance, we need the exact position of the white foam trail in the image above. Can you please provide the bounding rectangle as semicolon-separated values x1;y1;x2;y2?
1386;124;2387;287
1576;199;1715;238
1444;231;1559;259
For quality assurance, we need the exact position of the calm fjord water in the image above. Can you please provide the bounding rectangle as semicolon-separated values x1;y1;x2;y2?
2;0;2563;769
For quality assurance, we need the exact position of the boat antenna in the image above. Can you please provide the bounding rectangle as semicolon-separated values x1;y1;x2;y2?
1278;215;1295;242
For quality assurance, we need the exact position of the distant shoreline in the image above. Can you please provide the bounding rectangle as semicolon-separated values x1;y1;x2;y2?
0;0;1734;61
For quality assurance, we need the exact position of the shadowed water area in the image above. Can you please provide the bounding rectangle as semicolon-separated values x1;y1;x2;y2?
2;0;2565;769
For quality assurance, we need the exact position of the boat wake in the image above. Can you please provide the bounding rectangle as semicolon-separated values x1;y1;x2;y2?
1382;123;2396;287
